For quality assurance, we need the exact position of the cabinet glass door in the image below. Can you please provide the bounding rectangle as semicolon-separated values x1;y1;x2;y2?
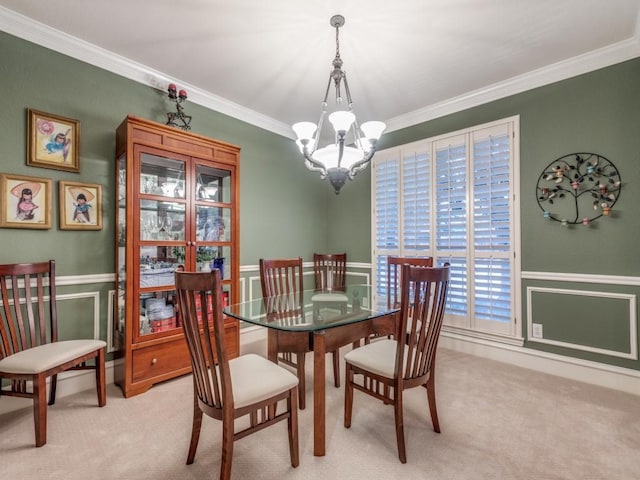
195;164;232;203
136;151;188;341
140;153;185;198
116;155;127;337
194;163;233;308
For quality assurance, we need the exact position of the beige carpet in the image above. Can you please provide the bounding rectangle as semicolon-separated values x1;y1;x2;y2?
1;348;640;479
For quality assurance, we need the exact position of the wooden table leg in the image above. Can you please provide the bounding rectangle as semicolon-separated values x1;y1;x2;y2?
313;331;326;456
267;329;277;363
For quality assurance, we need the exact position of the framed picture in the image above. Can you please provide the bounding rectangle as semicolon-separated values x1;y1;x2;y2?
27;108;80;172
0;173;52;229
59;181;102;230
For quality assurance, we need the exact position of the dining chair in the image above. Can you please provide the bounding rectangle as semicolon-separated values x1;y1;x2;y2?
175;269;299;480
364;255;434;345
313;253;347;292
312;253;347;387
0;260;106;447
343;263;450;463
259;257;341;409
387;256;434;309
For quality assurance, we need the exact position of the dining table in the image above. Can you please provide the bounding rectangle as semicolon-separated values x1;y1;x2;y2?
224;284;399;456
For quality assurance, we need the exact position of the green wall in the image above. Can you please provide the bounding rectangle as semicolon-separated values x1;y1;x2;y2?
328;57;640;369
333;57;640;274
3;28;640;372
0;31;335;272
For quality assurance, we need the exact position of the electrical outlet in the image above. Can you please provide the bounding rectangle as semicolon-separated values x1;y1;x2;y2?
531;323;543;339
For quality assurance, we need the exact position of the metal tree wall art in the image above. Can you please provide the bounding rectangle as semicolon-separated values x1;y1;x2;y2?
536;153;622;226
166;83;192;130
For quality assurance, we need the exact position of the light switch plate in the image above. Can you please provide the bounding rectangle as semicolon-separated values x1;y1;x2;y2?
532;323;543;339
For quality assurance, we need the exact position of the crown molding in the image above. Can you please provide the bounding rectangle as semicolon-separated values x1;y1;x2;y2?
0;6;293;138
384;35;640;133
2;6;639;139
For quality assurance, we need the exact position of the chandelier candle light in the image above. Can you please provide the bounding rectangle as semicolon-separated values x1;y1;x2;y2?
292;15;386;194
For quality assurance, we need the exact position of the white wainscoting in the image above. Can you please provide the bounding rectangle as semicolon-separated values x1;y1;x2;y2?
526;286;637;360
3;268;640;417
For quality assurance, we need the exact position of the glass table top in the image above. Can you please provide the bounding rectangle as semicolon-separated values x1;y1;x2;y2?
224;284;397;332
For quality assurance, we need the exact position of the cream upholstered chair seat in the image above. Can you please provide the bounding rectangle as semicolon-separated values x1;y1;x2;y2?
343;339;407;378
0;340;106;374
225;354;298;408
311;292;349;318
311;292;349;303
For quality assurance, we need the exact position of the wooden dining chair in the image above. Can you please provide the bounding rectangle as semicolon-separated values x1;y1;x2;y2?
363;255;434;345
259;257;341;409
387;256;434;309
175;269;299;480
344;263;450;463
312;253;347;387
313;253;347;292
0;260;106;447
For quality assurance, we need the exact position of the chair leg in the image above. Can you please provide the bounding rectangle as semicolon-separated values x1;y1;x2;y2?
288;387;299;467
48;374;57;406
394;391;407;464
332;349;340;388
426;374;440;433
96;348;106;407
220;412;234;480
33;374;47;447
343;364;353;428
296;353;306;410
186;392;203;465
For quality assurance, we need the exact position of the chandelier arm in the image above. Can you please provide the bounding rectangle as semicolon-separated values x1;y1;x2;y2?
305;159;328;180
303;150;329;176
348;148;377;178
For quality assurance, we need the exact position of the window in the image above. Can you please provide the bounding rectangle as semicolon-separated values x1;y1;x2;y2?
372;117;520;337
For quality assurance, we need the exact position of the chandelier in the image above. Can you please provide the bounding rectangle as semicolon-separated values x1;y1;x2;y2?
292;15;386;194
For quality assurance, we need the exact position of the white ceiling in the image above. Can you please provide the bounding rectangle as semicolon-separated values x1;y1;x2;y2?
1;1;639;138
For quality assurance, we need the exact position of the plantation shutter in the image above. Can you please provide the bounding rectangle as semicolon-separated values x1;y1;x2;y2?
373;155;400;302
472;125;513;326
402;148;430;254
435;135;468;317
372;116;518;337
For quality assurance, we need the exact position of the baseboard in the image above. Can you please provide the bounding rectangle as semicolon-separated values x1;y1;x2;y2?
3;328;639;416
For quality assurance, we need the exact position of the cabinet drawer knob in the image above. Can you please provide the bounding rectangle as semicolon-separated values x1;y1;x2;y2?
151;358;157;365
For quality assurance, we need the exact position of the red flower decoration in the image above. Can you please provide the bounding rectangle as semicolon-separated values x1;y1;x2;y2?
37;119;54;135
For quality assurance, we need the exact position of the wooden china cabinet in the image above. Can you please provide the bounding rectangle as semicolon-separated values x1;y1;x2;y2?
114;115;240;398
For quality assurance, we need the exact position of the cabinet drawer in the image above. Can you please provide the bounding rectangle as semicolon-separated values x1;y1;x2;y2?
132;339;191;382
132;324;238;383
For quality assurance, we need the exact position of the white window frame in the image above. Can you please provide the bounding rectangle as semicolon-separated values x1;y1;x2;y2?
371;116;521;339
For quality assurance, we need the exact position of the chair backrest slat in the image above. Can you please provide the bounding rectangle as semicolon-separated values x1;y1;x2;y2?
313;253;346;292
396;264;449;382
175;270;229;413
387;256;433;309
0;261;56;359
